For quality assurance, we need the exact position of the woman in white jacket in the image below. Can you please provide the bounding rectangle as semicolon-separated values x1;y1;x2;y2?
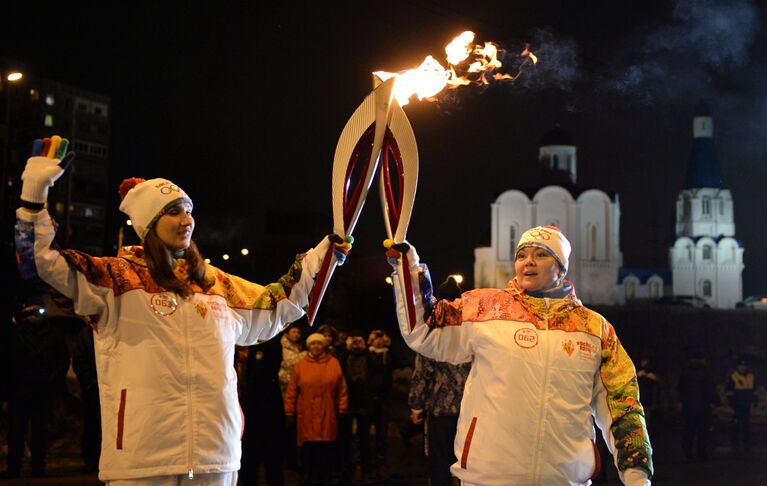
387;225;652;486
14;136;351;485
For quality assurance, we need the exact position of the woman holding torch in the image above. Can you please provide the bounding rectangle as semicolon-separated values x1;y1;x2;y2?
387;225;653;486
14;136;351;485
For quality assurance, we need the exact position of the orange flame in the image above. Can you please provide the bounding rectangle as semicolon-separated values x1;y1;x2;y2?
373;31;537;106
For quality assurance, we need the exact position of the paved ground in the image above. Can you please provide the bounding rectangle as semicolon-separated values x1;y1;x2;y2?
1;417;765;485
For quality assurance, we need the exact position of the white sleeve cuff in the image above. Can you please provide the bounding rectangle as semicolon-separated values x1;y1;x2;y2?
620;467;650;486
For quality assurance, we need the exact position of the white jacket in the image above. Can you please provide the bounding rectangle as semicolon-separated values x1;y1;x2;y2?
16;208;328;480
391;246;652;486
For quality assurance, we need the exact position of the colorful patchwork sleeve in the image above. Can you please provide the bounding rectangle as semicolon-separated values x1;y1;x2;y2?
592;316;653;480
233;236;333;346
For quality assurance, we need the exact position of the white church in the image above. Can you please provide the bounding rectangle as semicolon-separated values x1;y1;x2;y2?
473;103;743;308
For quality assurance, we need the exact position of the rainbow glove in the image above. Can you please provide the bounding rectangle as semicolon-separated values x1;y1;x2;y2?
20;136;75;205
383;239;411;266
329;234;353;266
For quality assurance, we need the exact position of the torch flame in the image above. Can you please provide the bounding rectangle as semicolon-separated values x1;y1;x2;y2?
374;31;537;106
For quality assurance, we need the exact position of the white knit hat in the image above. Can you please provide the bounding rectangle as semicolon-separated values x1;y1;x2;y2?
306;333;327;345
118;178;193;241
516;225;571;273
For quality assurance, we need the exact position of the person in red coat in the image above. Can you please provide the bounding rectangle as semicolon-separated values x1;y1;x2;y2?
284;333;348;485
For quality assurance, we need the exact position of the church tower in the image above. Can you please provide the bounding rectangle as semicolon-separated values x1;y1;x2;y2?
538;125;577;185
670;102;743;308
474;125;622;304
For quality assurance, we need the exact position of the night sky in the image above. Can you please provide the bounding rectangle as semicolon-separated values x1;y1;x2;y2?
4;1;767;299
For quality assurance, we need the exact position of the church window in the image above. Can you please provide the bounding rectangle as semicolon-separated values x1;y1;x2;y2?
553;155;559;168
626;280;636;300
683;196;691;218
702;280;712;297
541;154;551;168
702;245;712;260
509;226;517;259
719;200;725;215
650;280;661;299
687;245;693;261
590;225;598;260
567;155;573;166
702;197;711;215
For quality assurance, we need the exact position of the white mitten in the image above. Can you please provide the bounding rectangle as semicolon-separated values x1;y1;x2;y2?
20;136;73;204
21;157;66;204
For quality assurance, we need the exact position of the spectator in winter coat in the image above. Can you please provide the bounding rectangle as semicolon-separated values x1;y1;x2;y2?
3;295;69;478
284;333;348;484
677;352;718;461
366;329;393;478
240;338;285;485
279;323;306;395
408;275;471;486
726;358;757;450
278;323;306;470
339;331;375;480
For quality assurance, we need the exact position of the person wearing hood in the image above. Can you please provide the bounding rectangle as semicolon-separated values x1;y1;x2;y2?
386;225;653;486
284;333;348;485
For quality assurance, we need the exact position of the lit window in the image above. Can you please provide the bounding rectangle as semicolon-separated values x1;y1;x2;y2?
85;208;94;217
44;114;53;127
29;89;39;101
45;94;55;106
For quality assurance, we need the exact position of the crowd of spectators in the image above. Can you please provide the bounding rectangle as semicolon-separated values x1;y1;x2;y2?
1;293;765;484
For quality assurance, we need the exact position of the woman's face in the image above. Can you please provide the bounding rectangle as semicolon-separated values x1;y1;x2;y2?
308;339;327;357
287;327;302;343
514;246;562;292
154;202;194;252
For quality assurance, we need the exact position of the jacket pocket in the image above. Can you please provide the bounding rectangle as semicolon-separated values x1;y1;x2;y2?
117;388;127;450
460;416;478;469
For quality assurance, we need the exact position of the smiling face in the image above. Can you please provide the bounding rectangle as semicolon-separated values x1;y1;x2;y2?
154;201;194;252
514;246;563;292
308;339;327;357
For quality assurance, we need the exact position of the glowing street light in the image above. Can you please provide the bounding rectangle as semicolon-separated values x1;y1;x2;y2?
126;219;132;226
450;274;464;284
241;248;249;256
222;254;230;261
204;258;211;264
6;72;23;82
385;276;393;285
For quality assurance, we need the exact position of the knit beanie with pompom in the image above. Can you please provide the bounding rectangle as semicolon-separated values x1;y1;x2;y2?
118;178;192;242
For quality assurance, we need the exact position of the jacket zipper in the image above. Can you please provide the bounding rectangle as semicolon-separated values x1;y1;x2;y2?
530;298;552;485
182;302;195;479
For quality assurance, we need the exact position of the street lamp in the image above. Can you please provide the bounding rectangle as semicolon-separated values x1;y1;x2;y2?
450;274;464;285
1;67;25;211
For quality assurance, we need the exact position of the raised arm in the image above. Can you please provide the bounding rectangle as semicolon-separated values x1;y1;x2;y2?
387;242;473;364
15;137;112;321
233;235;352;345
